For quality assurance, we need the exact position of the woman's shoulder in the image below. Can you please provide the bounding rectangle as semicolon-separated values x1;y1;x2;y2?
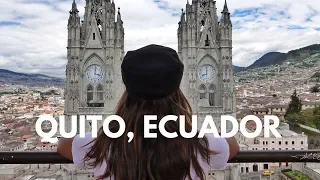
73;132;94;147
205;133;229;153
204;133;230;169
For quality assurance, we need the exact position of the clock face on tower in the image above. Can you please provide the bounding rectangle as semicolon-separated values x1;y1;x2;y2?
86;64;105;83
199;65;215;83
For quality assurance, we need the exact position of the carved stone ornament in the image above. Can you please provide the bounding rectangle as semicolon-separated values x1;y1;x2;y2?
69;89;79;100
200;0;209;8
95;0;101;5
76;66;80;73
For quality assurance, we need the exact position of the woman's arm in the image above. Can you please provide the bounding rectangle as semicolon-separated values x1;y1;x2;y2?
225;137;240;160
57;138;74;161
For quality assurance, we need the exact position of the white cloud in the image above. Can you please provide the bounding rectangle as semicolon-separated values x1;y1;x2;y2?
1;0;320;77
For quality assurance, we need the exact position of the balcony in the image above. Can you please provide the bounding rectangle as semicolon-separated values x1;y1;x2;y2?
0;151;320;164
78;107;107;115
198;106;224;114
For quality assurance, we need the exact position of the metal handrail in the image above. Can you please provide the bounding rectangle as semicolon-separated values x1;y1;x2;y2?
0;151;320;164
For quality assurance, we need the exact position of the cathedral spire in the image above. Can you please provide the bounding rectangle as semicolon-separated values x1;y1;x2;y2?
222;0;229;13
180;9;186;24
187;0;190;5
68;0;80;26
117;7;122;23
71;0;78;13
221;0;231;25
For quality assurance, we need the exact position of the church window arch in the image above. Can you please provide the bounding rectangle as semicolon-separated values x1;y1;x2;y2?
253;164;258;172
209;84;215;91
205;34;210;46
97;84;104;101
209;84;215;106
200;20;205;32
199;84;207;99
97;19;102;32
87;85;94;102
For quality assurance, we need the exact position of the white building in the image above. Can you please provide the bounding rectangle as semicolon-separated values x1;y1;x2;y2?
238;123;308;174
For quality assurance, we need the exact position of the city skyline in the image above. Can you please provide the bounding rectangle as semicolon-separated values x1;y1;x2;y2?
1;0;320;77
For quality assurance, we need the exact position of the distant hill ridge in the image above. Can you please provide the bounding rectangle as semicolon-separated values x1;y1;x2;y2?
0;69;64;87
2;44;320;85
234;44;320;72
248;52;285;69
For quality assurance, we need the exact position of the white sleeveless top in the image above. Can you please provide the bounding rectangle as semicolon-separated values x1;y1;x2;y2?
72;132;229;180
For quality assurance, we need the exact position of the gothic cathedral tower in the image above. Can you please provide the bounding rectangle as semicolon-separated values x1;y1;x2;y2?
178;0;235;128
65;0;124;128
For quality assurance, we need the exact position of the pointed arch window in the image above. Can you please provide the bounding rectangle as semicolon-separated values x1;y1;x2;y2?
97;19;102;36
201;20;205;26
199;84;206;99
97;85;104;101
209;84;215;106
205;34;210;46
200;20;205;32
97;19;102;33
87;85;94;102
253;164;258;172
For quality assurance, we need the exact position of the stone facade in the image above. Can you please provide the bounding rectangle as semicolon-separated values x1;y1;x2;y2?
178;0;236;129
65;0;125;131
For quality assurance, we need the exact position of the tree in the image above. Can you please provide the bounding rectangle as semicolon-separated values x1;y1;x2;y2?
286;113;301;125
286;90;302;115
312;72;320;82
310;84;320;108
285;90;302;124
313;107;320;130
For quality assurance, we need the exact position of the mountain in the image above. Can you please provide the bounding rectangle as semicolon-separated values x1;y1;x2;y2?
245;44;320;69
0;69;65;87
248;52;285;69
234;66;246;72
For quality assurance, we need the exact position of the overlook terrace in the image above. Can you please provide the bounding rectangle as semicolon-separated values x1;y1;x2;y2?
0;151;320;164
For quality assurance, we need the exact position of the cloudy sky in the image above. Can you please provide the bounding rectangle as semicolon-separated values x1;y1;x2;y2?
1;0;320;77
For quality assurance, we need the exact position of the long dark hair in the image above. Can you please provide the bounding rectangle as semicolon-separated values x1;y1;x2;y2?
84;89;214;180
